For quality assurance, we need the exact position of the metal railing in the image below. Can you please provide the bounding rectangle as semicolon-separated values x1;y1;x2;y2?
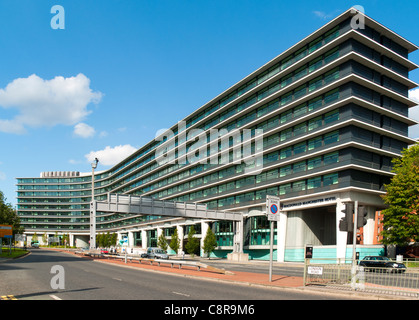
75;250;229;274
304;258;419;298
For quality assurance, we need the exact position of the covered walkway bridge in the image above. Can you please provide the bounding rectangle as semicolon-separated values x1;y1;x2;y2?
90;193;246;260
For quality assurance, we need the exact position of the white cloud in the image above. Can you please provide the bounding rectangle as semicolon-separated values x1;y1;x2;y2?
313;10;340;20
0;73;102;134
409;88;419;104
74;122;96;138
0;171;5;181
68;159;81;165
85;145;137;166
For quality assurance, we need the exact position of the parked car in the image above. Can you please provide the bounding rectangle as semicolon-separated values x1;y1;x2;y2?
31;242;40;248
146;247;169;259
359;256;407;273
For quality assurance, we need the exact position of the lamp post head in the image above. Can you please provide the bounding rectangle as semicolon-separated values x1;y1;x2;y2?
91;158;99;169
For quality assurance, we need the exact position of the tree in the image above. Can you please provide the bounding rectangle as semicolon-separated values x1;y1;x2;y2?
185;226;200;256
158;233;168;251
0;191;24;238
381;143;419;246
110;233;118;247
203;226;217;259
169;228;180;254
42;232;48;245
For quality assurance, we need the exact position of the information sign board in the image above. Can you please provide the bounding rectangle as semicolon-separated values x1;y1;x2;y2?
0;225;12;238
307;266;323;275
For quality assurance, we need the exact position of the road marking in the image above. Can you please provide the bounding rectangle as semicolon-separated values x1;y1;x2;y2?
172;291;190;297
1;295;17;300
49;295;62;300
112;277;122;281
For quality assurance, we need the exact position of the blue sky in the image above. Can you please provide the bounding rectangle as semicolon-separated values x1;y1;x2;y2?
0;0;418;205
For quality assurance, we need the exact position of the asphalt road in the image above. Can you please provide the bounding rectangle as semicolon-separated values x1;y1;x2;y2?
0;249;352;302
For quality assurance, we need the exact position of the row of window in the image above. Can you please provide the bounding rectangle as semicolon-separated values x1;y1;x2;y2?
279;130;340;160
118;88;342;196
164;151;339;202
185;26;341;129
152;137;340;199
201;172;339;209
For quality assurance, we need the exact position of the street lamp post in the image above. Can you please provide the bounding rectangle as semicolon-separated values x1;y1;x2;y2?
90;158;99;251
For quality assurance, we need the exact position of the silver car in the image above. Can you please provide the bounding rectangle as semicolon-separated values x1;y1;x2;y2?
146;247;169;259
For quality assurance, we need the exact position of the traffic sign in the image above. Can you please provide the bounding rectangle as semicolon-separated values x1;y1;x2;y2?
266;195;280;221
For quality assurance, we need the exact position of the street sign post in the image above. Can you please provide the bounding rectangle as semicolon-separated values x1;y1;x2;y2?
266;196;280;282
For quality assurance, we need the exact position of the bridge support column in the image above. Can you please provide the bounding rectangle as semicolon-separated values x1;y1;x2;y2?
141;230;147;250
228;217;248;262
177;225;184;255
200;221;209;257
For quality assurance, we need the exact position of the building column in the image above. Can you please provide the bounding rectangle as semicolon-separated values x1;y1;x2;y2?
362;206;375;245
176;225;184;255
233;218;244;253
141;230;147;249
128;231;134;248
277;210;288;262
200;221;209;257
336;200;348;260
69;233;74;247
157;227;163;239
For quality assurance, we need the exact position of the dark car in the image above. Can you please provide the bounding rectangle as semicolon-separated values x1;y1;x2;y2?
359;256;407;273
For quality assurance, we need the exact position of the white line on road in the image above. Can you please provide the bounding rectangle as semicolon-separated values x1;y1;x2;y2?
172;291;190;297
112;277;122;281
49;295;62;300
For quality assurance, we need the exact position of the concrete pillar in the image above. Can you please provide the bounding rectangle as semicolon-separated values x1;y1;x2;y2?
277;210;288;262
69;233;74;247
201;221;209;257
128;231;134;248
336;200;348;260
141;230;147;249
157;227;163;239
177;225;184;255
228;217;248;262
233;219;244;253
362;206;375;245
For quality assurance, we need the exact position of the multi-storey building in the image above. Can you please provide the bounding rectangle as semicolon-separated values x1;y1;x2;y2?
17;8;418;261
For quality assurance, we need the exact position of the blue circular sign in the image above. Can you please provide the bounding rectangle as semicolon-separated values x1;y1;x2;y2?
270;204;278;214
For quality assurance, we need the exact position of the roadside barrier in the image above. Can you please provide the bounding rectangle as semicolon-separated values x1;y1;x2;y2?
75;251;231;275
304;258;419;298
